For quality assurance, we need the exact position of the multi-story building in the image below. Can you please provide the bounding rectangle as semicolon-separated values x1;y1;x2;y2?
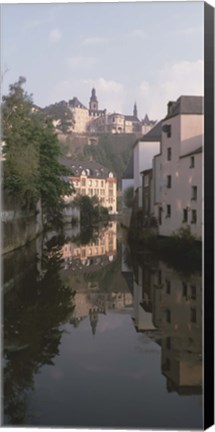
68;97;89;133
62;158;117;214
87;103;147;135
141;114;157;135
133;121;162;208
153;95;203;239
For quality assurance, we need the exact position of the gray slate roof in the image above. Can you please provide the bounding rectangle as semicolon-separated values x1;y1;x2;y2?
142;114;156;125
133;120;162;147
165;95;204;119
180;146;203;159
60;157;112;179
122;154;134;179
124;115;139;122
69;97;87;110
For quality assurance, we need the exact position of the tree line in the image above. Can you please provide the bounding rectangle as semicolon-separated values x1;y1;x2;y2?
2;77;74;225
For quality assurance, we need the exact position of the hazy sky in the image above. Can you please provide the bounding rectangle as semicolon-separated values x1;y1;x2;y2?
2;2;204;120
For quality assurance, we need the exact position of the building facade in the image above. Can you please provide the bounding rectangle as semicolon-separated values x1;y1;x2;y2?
133;121;162;208
154;96;203;239
68;97;89;133
62;158;117;214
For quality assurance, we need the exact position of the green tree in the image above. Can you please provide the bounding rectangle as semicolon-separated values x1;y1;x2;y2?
2;77;40;209
2;77;74;222
123;186;134;208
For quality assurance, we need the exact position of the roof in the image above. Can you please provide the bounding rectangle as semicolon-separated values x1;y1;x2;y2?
142;114;156;125
124;115;139;122
165;95;204;119
122;154;134;179
180;146;203;159
133;120;162;148
69;97;87;110
140;168;152;175
60;157;113;179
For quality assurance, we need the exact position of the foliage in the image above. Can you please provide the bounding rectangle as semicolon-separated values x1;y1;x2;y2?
123;186;134;208
75;195;109;228
41;101;74;134
3;235;76;424
2;77;74;222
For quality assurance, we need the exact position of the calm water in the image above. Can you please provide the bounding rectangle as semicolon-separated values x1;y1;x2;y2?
3;222;203;428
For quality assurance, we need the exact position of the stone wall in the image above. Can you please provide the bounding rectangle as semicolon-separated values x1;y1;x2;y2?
2;193;43;255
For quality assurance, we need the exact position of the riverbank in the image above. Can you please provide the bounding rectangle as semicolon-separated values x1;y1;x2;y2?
126;227;202;272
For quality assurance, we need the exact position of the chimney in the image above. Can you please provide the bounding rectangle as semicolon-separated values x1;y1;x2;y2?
167;101;174;115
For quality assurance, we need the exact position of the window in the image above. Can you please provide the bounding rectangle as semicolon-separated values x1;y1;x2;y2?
190;307;197;323
167;125;171;138
191;285;196;300
183;208;188;223
182;282;188;297
163;358;170;372
166;205;171;218
167;147;172;161
158;207;162;225
166;337;171;350
101;181;104;187
190;156;195;168
158;270;162;285
166;279;171;294
167;175;172;188
191;209;197;224
81;179;86;187
191;186;197;200
166;309;171;323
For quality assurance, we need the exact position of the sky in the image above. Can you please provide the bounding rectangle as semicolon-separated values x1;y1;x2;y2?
1;1;204;120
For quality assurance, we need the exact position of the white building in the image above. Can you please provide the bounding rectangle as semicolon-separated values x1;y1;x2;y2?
133;121;162;208
62;158;117;215
154;96;203;239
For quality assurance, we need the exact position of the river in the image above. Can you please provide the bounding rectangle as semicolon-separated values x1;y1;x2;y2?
3;222;202;428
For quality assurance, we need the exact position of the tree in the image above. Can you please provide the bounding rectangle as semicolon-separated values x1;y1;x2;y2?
2;77;74;222
2;77;40;209
123;186;134;208
42;101;74;134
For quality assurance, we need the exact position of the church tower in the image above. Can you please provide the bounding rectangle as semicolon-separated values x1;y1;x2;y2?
89;88;98;111
133;102;138;118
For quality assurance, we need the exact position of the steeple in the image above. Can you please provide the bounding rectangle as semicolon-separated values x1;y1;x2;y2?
89;308;98;335
133;102;138;118
89;88;98;111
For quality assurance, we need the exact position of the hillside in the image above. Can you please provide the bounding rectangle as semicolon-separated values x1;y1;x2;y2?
59;133;138;187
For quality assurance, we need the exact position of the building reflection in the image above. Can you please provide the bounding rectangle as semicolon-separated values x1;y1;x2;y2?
121;248;202;396
61;222;133;334
62;222;117;272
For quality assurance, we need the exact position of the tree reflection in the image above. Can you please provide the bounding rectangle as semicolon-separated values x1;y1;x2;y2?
3;237;75;425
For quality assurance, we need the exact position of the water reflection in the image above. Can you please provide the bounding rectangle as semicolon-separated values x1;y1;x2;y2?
3;223;202;428
125;251;202;396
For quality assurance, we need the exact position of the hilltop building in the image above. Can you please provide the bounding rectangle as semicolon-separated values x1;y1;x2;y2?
68;97;89;133
62;158;117;214
62;89;156;135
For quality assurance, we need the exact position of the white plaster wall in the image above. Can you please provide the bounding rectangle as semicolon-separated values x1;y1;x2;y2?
181;115;204;143
159;114;203;239
133;140;160;208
